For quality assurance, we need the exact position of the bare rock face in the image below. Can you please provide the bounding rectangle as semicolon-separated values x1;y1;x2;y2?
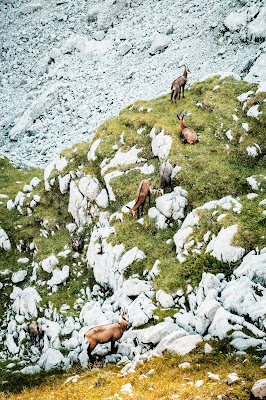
251;379;266;399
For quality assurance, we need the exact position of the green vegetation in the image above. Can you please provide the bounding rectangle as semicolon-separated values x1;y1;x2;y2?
0;77;265;396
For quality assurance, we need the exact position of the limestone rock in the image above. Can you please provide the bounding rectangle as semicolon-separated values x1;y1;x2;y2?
251;378;266;399
155;186;188;220
0;227;11;250
149;34;169;55
166;334;202;355
20;3;42;14
156;289;175;308
79;175;101;201
95;189;109;208
122;278;153;297
39;348;65;371
47;265;70;286
247;6;266;41
68;180;90;226
224;11;247;32
205;225;245;262
11;286;42;319
150;128;172;160
58;173;71;194
101;146;145;175
41;255;59;273
12;270;27;283
234;252;266;286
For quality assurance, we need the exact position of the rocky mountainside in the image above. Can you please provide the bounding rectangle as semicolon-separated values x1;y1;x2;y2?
0;0;266;168
0;74;265;396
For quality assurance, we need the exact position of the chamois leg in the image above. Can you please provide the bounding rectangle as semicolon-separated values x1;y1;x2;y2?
111;340;116;354
170;181;174;192
148;189;151;206
141;198;146;217
182;85;185;98
87;342;96;364
170;90;174;103
174;92;178;107
87;346;94;363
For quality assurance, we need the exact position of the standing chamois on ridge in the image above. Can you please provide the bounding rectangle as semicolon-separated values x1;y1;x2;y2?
85;310;129;363
171;65;191;106
177;111;198;144
126;179;151;218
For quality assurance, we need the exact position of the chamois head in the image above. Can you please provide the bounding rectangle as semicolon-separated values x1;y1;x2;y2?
156;188;164;196
125;206;135;216
177;110;187;122
72;236;84;252
184;65;191;75
120;309;129;324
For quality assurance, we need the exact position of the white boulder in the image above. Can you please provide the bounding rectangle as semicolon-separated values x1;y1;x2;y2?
150;128;172;160
79;175;101;201
205;225;245;262
122;278;153;297
12;270;27;283
0;227;11;250
156;289;175;308
47;265;70;286
165;334;202;355
39;348;65;371
41;255;59;273
155;186;188;220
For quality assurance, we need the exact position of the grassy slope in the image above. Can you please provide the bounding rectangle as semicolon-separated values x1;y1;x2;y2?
0;76;265;397
1;342;266;399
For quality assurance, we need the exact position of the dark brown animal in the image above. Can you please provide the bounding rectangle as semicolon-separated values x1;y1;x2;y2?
72;236;84;252
157;161;173;196
126;179;151;218
85;310;129;363
177;112;198;144
28;321;43;347
171;65;191;106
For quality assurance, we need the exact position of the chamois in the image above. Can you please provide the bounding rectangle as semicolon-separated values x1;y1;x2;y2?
28;321;43;347
171;65;191;106
157;161;173;196
177;112;198;144
85;310;129;363
126;179;150;218
72;236;84;252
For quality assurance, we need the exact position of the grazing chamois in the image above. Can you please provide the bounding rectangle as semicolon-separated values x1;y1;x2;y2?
177;112;198;144
85;310;129;363
126;179;151;218
171;65;191;106
157;161;173;196
28;321;43;347
72;236;84;252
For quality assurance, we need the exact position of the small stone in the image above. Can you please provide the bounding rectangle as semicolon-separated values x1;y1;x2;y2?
207;372;220;380
204;343;213;353
179;362;191;369
227;372;239;385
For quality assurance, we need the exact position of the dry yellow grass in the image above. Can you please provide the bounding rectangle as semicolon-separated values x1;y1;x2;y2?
2;344;265;400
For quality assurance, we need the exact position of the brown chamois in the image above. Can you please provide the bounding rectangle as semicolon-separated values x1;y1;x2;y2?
85;310;129;363
177;112;198;144
171;65;191;106
157;161;173;196
28;321;43;347
126;179;151;218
